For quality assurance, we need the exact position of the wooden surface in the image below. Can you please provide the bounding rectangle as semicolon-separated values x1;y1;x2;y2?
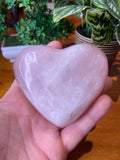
0;16;120;160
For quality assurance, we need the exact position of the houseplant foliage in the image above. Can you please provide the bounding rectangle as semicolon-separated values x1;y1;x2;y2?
6;0;31;9
53;0;120;45
6;0;74;45
0;0;9;41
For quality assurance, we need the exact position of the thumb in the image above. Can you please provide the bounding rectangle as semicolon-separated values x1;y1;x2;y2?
47;40;63;49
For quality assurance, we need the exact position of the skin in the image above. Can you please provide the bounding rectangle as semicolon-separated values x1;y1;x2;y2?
0;41;112;160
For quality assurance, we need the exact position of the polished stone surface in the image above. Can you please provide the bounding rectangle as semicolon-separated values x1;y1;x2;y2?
14;44;108;128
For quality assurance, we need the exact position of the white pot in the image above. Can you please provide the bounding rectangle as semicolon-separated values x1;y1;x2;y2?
1;34;31;62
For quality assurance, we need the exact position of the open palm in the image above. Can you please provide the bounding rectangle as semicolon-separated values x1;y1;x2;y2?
0;41;112;160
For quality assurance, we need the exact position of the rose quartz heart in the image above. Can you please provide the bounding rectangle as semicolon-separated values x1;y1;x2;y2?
14;44;108;128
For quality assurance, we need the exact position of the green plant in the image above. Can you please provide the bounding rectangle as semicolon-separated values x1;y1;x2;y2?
6;0;32;9
0;0;9;41
6;0;74;45
53;0;120;45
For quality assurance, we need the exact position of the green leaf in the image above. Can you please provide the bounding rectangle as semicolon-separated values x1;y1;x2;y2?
55;0;92;7
55;0;72;7
53;5;90;22
92;0;120;20
86;8;114;44
6;0;16;9
116;24;120;44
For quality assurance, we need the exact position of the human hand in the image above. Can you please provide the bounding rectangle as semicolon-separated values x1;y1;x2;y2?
0;41;112;160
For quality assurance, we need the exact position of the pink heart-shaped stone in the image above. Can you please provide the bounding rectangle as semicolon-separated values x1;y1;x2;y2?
14;44;108;128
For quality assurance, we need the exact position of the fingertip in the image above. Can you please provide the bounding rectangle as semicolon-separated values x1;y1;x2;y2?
99;94;112;113
87;94;112;123
47;40;63;49
106;76;113;88
102;76;113;93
